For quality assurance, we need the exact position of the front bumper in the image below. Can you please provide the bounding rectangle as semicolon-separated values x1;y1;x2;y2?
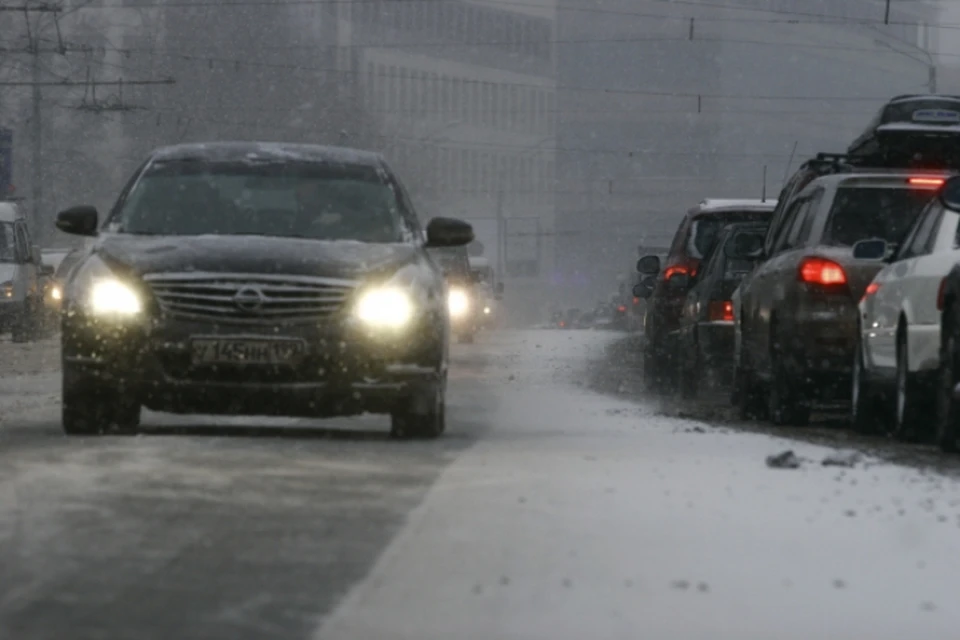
62;311;443;418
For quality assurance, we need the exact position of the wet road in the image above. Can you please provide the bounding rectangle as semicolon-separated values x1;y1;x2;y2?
3;332;960;640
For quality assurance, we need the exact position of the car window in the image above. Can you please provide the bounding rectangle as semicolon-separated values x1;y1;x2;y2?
899;201;943;260
111;160;407;243
0;222;16;263
667;219;689;257
771;199;808;255
795;189;823;246
688;210;771;259
823;186;932;247
723;229;766;276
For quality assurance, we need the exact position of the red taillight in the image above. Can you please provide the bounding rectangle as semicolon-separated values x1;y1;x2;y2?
617;305;627;313
708;300;734;322
798;257;847;286
663;264;689;280
909;177;945;187
632;297;640;305
938;278;947;311
862;281;880;302
559;321;566;328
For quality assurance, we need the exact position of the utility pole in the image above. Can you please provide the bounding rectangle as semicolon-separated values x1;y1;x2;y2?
496;187;505;279
30;48;41;240
929;64;938;93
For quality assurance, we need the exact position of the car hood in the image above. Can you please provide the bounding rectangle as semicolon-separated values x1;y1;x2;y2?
94;233;419;279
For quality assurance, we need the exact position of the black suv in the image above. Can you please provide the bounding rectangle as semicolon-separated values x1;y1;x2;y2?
54;142;473;438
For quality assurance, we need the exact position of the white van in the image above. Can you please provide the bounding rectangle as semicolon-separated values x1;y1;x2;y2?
0;201;47;342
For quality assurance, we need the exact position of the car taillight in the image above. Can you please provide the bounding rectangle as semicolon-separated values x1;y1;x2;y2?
617;305;627;313
798;257;847;286
908;177;945;187
861;281;880;302
663;264;689;280
938;277;947;311
632;297;640;305
708;300;734;322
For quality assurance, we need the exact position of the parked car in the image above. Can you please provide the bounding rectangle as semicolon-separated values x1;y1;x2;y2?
672;223;769;399
853;179;960;439
53;141;473;437
429;245;481;343
0;200;48;342
636;199;777;391
733;170;947;425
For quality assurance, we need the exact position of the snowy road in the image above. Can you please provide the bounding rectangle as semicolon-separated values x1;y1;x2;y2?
3;331;960;639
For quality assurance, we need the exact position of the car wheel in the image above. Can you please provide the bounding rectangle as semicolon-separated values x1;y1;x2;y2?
851;331;880;434
390;381;446;440
937;310;960;453
62;369;141;436
768;335;810;426
893;329;932;442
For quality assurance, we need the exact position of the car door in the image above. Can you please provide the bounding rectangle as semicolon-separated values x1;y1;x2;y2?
865;202;942;371
749;196;814;375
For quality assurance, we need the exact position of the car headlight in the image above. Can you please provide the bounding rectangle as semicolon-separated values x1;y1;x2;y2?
89;279;142;315
483;306;491;315
68;255;143;317
50;285;62;301
0;281;13;298
355;287;414;329
448;287;470;317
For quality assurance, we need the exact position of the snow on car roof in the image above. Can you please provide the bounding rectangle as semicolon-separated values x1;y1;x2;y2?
696;199;778;212
150;141;385;166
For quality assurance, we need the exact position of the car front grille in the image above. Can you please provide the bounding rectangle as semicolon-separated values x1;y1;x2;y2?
144;272;357;323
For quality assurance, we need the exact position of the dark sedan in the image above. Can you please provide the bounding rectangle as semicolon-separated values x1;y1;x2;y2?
672;223;768;399
54;142;473;439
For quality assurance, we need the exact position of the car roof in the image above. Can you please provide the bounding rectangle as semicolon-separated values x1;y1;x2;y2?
149;141;386;166
0;202;22;223
691;199;778;215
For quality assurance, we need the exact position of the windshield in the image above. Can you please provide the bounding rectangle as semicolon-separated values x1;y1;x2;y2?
113;160;405;242
0;223;15;263
689;211;771;259
824;186;933;247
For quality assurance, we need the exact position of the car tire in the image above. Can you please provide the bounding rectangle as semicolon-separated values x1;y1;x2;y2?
768;334;810;426
893;329;932;442
937;309;960;453
62;369;141;436
390;380;446;440
851;331;880;434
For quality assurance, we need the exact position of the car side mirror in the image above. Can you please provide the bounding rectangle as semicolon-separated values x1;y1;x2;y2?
633;277;655;299
425;217;474;247
636;255;661;275
852;238;888;261
56;205;99;237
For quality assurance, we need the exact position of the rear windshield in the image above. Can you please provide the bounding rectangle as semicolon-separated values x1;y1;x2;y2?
688;210;771;258
823;186;934;247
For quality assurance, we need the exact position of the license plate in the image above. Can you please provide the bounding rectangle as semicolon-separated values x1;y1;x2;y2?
191;338;306;366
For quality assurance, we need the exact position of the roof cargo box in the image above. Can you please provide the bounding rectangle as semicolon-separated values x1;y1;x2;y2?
847;95;960;167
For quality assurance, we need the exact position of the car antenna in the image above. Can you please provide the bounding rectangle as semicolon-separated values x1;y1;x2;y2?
761;164;767;202
783;140;798;182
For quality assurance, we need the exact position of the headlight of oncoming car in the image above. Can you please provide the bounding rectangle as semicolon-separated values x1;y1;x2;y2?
68;256;143;317
448;287;470;317
0;281;13;299
354;287;415;329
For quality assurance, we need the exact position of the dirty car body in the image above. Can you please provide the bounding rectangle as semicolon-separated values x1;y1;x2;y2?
55;142;473;437
737;171;945;424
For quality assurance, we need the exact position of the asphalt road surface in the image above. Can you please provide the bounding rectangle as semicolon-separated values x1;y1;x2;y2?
3;331;960;640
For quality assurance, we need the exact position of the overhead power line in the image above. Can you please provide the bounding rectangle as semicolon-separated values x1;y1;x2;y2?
0;77;174;86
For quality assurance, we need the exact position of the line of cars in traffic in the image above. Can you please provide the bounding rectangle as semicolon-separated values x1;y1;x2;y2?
634;93;960;453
